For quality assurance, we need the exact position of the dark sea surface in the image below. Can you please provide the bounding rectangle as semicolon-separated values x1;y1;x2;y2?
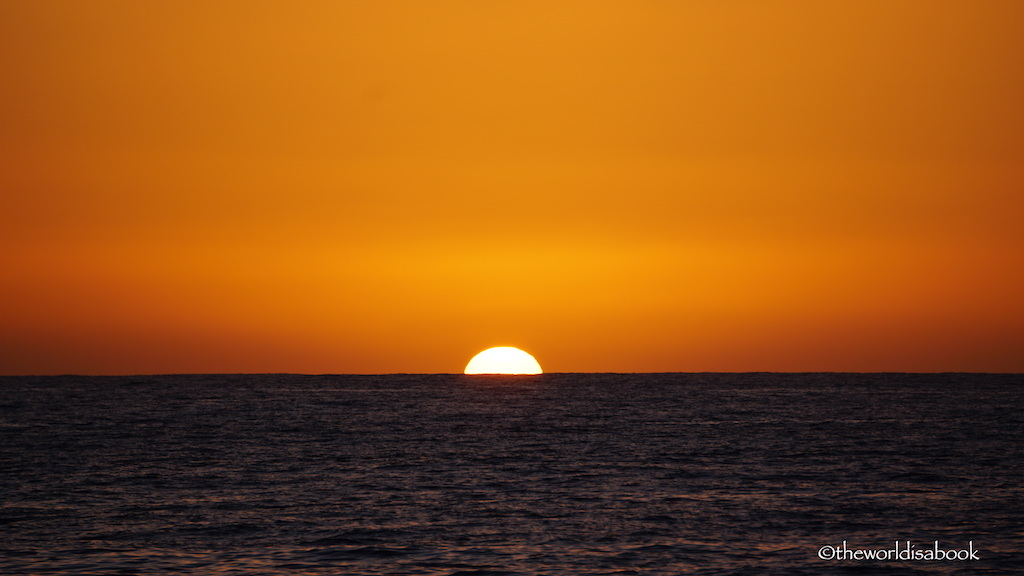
1;373;1022;575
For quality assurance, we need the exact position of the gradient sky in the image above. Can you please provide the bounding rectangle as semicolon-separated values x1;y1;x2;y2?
2;1;1022;374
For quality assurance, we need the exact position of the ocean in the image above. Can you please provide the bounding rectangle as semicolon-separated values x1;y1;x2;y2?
1;373;1021;575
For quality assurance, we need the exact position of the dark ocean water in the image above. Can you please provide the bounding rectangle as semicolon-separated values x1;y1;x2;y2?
1;373;1022;575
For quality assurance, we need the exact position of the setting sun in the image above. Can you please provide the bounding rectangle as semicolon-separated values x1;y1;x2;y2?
464;347;543;375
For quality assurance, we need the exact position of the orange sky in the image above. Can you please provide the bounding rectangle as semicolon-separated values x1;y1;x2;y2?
2;1;1022;374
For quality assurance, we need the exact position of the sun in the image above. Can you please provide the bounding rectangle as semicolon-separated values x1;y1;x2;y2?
464;347;543;375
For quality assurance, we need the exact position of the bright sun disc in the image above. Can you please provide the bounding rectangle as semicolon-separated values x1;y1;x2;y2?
464;347;543;375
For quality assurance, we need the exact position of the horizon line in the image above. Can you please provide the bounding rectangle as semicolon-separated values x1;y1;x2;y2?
2;371;1021;378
